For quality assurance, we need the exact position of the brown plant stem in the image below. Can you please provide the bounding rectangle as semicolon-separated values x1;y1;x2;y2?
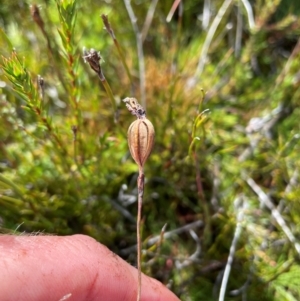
71;125;78;164
193;151;211;247
123;97;154;301
166;0;182;23
137;167;144;301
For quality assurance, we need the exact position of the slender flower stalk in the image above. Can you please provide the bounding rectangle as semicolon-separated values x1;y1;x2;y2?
30;4;68;93
83;48;117;113
123;97;155;301
101;14;133;87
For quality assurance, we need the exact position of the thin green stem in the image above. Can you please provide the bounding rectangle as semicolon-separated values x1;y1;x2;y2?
114;38;134;86
101;14;133;86
0;194;24;206
0;174;25;201
99;77;117;113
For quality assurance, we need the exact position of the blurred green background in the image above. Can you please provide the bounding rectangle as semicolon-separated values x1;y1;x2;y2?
1;0;300;300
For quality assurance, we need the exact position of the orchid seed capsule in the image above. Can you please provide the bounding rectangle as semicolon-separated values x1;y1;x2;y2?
128;118;155;168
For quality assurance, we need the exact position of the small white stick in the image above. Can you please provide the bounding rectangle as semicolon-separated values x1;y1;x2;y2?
246;177;300;256
194;0;233;79
219;196;244;301
240;0;255;30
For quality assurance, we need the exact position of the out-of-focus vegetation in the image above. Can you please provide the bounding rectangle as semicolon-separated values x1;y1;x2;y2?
1;0;300;300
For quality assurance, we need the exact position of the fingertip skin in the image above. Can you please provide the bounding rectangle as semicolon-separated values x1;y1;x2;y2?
0;234;180;301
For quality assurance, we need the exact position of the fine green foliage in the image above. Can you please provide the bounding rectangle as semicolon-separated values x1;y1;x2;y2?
1;0;300;300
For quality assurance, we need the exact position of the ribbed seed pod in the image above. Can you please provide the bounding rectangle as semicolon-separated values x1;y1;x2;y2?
128;118;155;168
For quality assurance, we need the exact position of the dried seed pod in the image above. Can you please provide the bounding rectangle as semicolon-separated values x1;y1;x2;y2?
128;118;155;168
